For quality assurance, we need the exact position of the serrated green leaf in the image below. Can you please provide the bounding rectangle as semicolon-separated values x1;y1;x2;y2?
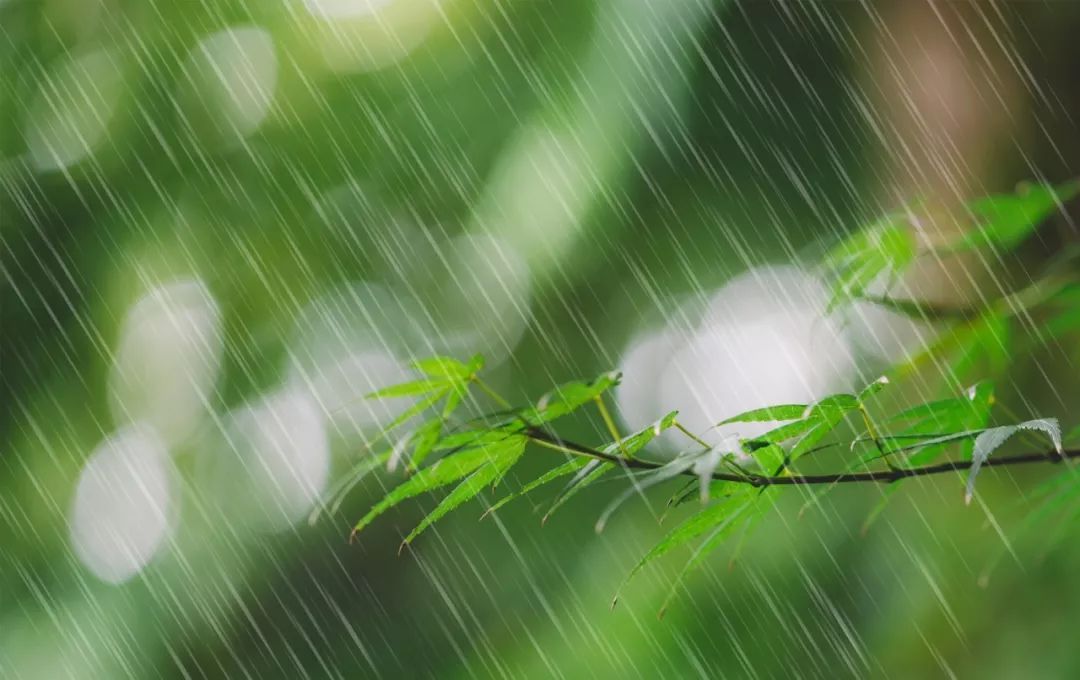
485;458;592;517
521;372;622;426
743;419;819;450
543;460;613;523
441;382;469;419
807;393;859;416
406;419;444;470
436;427;518;452
352;435;526;537
657;488;778;616
412;356;473;381
966;418;1062;504
886;382;994;465
402;437;525;545
602;411;679;457
309;450;393;525
376;389;449;437
825;220;917;310
617;491;753;602
366;378;448;399
749;443;786;475
719;404;806;425
595;453;702;533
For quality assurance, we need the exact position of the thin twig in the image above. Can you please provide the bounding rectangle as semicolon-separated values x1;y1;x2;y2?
521;427;1077;487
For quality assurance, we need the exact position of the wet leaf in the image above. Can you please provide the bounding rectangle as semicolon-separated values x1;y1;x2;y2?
352;435;526;537
366;379;448;399
402;437;525;545
718;404;806;424
485;458;592;517
951;181;1079;252
966;419;1062;504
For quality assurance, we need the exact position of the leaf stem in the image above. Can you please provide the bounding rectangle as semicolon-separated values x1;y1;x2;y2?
594;395;629;458
472;377;512;410
675;421;712;450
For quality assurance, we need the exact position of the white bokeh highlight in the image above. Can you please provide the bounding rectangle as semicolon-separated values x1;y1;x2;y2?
289;282;422;442
178;26;277;146
108;279;224;447
69;425;176;584
26;48;125;172
213;389;330;531
617;266;857;450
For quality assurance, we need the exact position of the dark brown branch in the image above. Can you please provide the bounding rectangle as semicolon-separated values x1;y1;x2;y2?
523;427;1077;487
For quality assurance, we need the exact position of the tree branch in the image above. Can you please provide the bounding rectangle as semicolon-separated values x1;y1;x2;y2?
523;427;1077;487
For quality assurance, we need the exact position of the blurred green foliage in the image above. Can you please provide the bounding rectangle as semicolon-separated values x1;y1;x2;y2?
3;0;1080;677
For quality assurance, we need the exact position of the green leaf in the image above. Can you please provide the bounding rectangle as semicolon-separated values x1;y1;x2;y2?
857;376;890;403
402;437;525;546
615;491;753;604
405;419;444;470
366;378;448;399
602;411;679;457
521;372;621;426
951;181;1079;252
376;390;449;438
806;393;859;417
966;418;1062;504
411;356;473;381
484;458;592;517
352;435;526;537
788;418;839;463
658;488;778;616
434;427;509;452
595;453;702;533
543;460;613;524
825;219;917;310
749;443;786;475
308;450;393;525
888;382;995;465
719;404;806;425
742;419;819;449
